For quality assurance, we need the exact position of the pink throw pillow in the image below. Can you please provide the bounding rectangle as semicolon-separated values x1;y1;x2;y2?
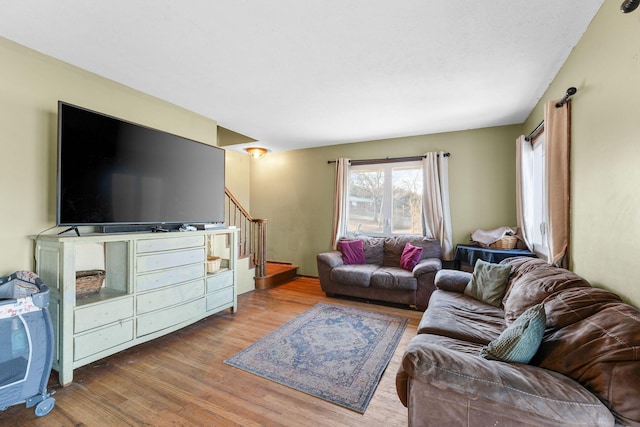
400;242;423;271
338;240;366;265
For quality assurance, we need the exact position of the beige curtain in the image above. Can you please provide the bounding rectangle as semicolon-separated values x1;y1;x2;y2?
331;158;350;249
515;135;534;250
545;100;571;267
422;152;453;260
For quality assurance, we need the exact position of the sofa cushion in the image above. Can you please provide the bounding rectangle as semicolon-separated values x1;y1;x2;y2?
502;257;590;325
543;287;622;330
329;264;379;288
418;290;505;344
480;303;546;364
383;236;441;267
397;333;615;426
359;235;385;265
412;237;444;260
400;243;423;271
370;267;417;291
534;286;640;425
464;259;511;307
337;239;365;265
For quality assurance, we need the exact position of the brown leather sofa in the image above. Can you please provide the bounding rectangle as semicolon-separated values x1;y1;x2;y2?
396;257;640;426
316;235;442;308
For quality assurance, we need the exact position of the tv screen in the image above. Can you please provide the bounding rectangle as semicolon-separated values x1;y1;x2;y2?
57;101;225;230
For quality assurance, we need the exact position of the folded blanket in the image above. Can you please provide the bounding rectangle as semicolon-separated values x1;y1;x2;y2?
470;226;516;246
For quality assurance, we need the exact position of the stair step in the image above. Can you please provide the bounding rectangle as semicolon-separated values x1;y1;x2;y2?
255;262;298;289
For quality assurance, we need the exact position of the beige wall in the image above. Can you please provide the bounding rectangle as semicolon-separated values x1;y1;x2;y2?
523;0;640;305
0;37;218;275
225;150;251;209
225;150;255;295
250;125;521;276
6;0;638;307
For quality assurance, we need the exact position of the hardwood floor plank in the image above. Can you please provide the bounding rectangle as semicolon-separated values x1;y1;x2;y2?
0;277;421;426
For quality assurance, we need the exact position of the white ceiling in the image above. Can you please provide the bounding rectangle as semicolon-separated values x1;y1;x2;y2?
0;1;605;153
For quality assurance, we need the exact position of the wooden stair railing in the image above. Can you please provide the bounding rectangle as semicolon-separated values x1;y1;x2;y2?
225;187;268;277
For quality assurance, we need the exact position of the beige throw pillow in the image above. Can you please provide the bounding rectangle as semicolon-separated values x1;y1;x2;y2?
464;259;512;307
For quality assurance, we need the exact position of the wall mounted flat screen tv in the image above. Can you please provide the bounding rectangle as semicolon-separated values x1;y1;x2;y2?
57;101;225;231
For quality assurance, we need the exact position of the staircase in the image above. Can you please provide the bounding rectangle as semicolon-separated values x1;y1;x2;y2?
255;262;299;289
225;188;298;288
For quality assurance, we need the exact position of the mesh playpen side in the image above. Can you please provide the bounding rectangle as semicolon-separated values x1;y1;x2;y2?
0;271;55;417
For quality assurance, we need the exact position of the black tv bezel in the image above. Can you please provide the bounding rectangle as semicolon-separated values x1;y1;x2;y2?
56;101;226;231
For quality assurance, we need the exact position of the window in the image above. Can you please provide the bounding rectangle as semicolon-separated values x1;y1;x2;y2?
528;132;548;257
517;102;570;266
347;161;422;236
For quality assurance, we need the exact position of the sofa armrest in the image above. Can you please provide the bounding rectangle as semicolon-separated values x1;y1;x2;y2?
316;251;344;269
434;269;471;293
412;258;441;277
396;334;614;425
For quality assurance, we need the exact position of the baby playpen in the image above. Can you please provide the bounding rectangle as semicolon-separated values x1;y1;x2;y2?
0;271;55;417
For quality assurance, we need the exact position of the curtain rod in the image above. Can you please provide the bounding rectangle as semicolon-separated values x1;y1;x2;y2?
526;120;544;142
526;87;577;141
327;153;450;165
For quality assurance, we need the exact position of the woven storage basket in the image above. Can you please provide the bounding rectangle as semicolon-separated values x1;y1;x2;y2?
489;235;517;250
76;269;105;298
207;256;221;274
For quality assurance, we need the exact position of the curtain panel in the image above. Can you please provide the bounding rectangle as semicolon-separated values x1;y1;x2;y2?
422;152;454;260
516;135;534;251
331;158;350;249
545;100;571;267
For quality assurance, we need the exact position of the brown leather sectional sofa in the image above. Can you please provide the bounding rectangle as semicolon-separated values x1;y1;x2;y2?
396;257;640;426
316;235;443;309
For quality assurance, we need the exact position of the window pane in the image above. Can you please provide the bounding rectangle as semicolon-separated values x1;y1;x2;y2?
348;167;384;235
531;134;548;256
392;166;423;234
348;161;422;237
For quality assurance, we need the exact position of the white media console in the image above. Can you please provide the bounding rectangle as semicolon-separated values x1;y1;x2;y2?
33;229;238;386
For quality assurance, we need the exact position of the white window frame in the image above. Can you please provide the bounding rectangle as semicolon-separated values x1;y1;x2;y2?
347;160;422;237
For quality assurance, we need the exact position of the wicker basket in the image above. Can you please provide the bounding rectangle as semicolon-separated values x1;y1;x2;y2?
75;269;105;298
206;256;221;274
489;235;518;250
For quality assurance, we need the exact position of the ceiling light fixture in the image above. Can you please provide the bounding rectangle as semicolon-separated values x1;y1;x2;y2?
245;147;268;159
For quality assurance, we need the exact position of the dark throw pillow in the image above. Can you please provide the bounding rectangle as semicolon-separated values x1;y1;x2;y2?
464;259;512;307
337;239;366;265
480;303;547;364
400;242;423;271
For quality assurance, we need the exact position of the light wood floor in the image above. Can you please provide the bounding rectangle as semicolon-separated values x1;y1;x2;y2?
0;277;423;427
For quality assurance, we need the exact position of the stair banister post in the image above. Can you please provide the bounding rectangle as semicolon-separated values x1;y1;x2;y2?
255;219;268;278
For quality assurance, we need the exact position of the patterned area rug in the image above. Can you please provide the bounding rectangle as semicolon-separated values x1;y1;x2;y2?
224;302;408;413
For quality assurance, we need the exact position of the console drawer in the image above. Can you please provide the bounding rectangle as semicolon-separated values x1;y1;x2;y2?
207;287;234;312
137;298;205;337
136;279;205;314
137;248;205;273
74;297;134;334
206;270;234;293
137;263;205;292
74;320;134;361
137;236;204;254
